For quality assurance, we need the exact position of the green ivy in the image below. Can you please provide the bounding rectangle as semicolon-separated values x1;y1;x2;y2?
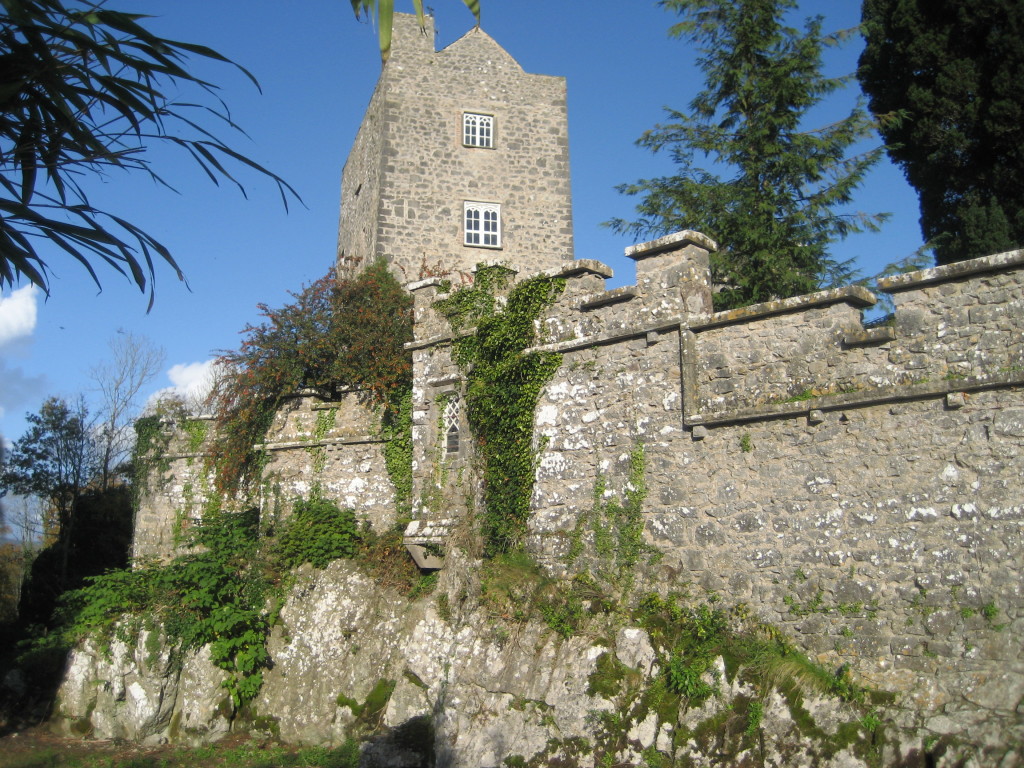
276;497;360;570
183;418;209;452
435;266;566;555
567;444;652;601
314;408;337;441
131;408;175;506
381;389;413;521
433;264;515;332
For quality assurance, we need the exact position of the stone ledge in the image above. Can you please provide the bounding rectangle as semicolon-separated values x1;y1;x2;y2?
406;276;449;292
427;374;462;388
579;285;638;310
843;326;896;347
877;248;1024;293
693;285;877;330
406;328;473;351
257;435;386;451
625;230;718;260
686;369;1024;427
161;452;209;461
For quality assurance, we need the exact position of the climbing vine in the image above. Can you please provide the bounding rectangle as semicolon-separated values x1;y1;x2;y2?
131;401;182;505
381;389;413;521
566;444;653;599
435;266;566;555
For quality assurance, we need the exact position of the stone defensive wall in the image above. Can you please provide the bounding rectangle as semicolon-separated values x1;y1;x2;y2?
131;390;396;563
409;235;1024;742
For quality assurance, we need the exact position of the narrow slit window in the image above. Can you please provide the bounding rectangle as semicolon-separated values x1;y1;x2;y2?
463;113;494;148
443;396;461;454
464;202;501;248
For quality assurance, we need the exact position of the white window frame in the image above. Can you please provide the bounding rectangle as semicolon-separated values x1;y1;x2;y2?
462;112;494;148
464;202;501;248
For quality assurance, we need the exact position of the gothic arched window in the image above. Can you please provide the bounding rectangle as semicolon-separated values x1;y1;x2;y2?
464;201;501;248
463;113;494;148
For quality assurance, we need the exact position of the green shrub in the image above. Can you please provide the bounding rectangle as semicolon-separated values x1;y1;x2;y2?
277;497;360;570
55;508;271;708
666;652;716;701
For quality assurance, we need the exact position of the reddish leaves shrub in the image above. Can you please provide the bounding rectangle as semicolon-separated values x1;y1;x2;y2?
210;260;412;494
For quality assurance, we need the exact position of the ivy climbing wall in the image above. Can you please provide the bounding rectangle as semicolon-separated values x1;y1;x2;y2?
408;235;1024;751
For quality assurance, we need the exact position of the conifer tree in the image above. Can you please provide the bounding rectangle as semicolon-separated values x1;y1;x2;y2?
858;0;1024;265
611;0;884;309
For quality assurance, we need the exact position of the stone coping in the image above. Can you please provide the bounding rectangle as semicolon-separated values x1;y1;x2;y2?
579;284;638;310
530;317;689;355
537;258;613;280
686;369;1024;428
407;275;448;292
625;230;717;260
877;248;1024;293
257;434;385;451
694;285;877;329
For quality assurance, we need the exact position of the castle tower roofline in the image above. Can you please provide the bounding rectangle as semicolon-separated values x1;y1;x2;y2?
438;24;524;73
337;10;574;282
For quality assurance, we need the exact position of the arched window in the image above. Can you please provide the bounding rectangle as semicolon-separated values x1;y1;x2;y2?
463;113;494;148
464;201;501;248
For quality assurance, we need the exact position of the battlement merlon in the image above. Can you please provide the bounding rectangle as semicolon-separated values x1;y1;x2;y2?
406;230;720;349
877;246;1024;294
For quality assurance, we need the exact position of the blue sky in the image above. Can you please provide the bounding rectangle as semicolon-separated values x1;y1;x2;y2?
0;0;924;446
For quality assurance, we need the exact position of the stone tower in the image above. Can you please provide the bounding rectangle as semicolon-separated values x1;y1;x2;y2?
336;14;574;282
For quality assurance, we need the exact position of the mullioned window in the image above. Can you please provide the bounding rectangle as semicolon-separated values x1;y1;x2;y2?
463;113;494;148
464;202;501;248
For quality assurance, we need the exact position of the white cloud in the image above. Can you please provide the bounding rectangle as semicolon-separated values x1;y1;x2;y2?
0;359;47;425
148;359;223;413
0;285;38;347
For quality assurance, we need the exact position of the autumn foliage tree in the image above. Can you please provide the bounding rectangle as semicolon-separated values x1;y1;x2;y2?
210;260;413;494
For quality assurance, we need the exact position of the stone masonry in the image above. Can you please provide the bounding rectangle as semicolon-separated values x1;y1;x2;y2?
106;15;1024;763
336;14;573;283
407;234;1024;754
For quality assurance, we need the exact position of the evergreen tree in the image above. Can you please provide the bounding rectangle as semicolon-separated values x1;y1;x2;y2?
858;0;1024;264
610;0;884;309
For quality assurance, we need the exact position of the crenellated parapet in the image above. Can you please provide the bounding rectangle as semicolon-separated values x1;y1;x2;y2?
685;247;1024;426
401;234;1024;750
